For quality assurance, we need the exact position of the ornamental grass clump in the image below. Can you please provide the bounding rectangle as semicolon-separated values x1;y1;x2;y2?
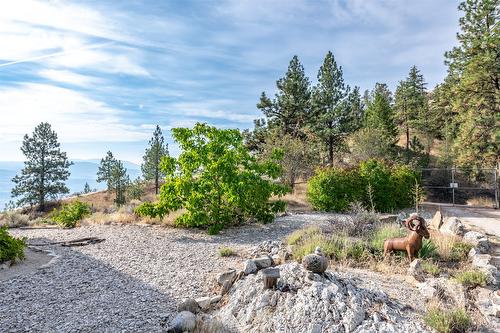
453;270;488;287
424;307;471;333
136;123;288;234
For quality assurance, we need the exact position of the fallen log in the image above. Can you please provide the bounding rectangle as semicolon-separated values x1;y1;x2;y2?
27;237;105;247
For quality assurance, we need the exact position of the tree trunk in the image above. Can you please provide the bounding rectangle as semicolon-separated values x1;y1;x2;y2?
328;136;334;166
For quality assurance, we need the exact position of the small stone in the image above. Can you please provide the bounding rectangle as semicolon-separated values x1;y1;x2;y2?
210;295;222;304
177;299;201;314
167;311;196;333
407;259;424;282
429;211;442;230
302;254;328;273
217;269;236;286
243;260;257;275
195;297;211;311
253;256;272;269
271;255;281;266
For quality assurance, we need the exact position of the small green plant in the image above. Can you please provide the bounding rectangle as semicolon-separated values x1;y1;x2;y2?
51;201;91;228
453;270;488;287
450;241;473;262
127;177;145;200
424;307;471;333
218;247;236;257
418;239;439;259
369;224;405;254
0;226;26;263
421;260;441;276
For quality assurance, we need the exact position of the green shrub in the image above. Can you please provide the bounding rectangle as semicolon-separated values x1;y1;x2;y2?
51;201;91;228
421;260;441;276
424;307;471;333
307;159;419;212
136;123;288;234
0;226;26;263
369;224;405;254
450;241;473;262
453;270;488;287
418;239;439;259
218;247;236;257
307;167;364;212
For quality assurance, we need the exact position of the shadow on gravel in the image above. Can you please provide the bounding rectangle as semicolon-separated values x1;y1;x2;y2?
0;237;175;333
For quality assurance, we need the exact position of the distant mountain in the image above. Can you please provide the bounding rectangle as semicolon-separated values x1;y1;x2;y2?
0;160;141;210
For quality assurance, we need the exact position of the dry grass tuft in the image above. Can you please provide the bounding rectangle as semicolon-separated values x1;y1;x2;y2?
466;196;496;207
430;232;472;262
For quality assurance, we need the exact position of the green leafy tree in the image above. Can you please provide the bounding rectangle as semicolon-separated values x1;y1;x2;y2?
96;151;117;191
365;83;398;142
444;0;499;169
11;122;72;211
311;51;352;164
109;161;129;206
257;55;311;138
142;125;169;194
136;123;288;233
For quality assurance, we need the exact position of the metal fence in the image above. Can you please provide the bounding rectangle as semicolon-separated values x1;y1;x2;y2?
421;167;499;208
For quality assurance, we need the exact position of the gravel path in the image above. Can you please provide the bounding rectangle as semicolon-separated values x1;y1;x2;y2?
0;213;337;332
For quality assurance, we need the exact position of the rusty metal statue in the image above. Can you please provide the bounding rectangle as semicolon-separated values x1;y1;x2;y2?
383;214;430;261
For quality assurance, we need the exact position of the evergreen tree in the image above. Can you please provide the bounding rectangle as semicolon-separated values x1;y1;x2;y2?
395;66;428;156
311;51;351;164
142;125;169;194
110;161;129;206
257;55;311;138
11;122;72;211
347;86;365;131
96;151;117;191
83;182;92;194
444;0;499;169
365;83;397;142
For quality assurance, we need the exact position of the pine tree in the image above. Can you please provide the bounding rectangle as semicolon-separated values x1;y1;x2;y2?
347;86;365;131
395;66;428;156
83;182;92;194
96;151;117;191
365;83;397;142
11;122;72;211
110;161;129;206
257;55;311;138
142;125;169;194
311;51;351;164
444;0;499;169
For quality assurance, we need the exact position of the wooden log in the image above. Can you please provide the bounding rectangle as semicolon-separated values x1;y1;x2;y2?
262;267;280;289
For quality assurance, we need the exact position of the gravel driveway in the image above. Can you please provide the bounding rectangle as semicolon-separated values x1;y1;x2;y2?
0;213;336;332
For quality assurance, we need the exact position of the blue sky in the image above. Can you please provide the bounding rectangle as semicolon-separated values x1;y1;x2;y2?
0;0;460;164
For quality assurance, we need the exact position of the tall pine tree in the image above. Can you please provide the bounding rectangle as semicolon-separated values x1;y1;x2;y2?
142;125;169;194
110;161;129;206
97;151;117;191
365;83;398;142
444;0;499;169
11;122;72;211
311;51;351;164
257;55;311;138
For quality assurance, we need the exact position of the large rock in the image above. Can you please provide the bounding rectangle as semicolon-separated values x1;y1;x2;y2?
471;254;499;285
417;278;466;308
253;256;272;269
215;262;429;332
475;288;500;330
243;259;257;275
407;259;424;282
167;311;196;333
302;253;328;273
439;216;465;236
217;269;237;286
177;299;200;314
463;231;490;253
429;211;443;230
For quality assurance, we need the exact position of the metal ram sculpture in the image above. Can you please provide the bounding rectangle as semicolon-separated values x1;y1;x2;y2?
383;214;430;261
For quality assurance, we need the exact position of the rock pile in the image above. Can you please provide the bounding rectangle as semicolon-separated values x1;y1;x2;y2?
216;262;429;332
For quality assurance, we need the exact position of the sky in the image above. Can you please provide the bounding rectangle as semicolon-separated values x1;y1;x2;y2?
0;0;461;164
